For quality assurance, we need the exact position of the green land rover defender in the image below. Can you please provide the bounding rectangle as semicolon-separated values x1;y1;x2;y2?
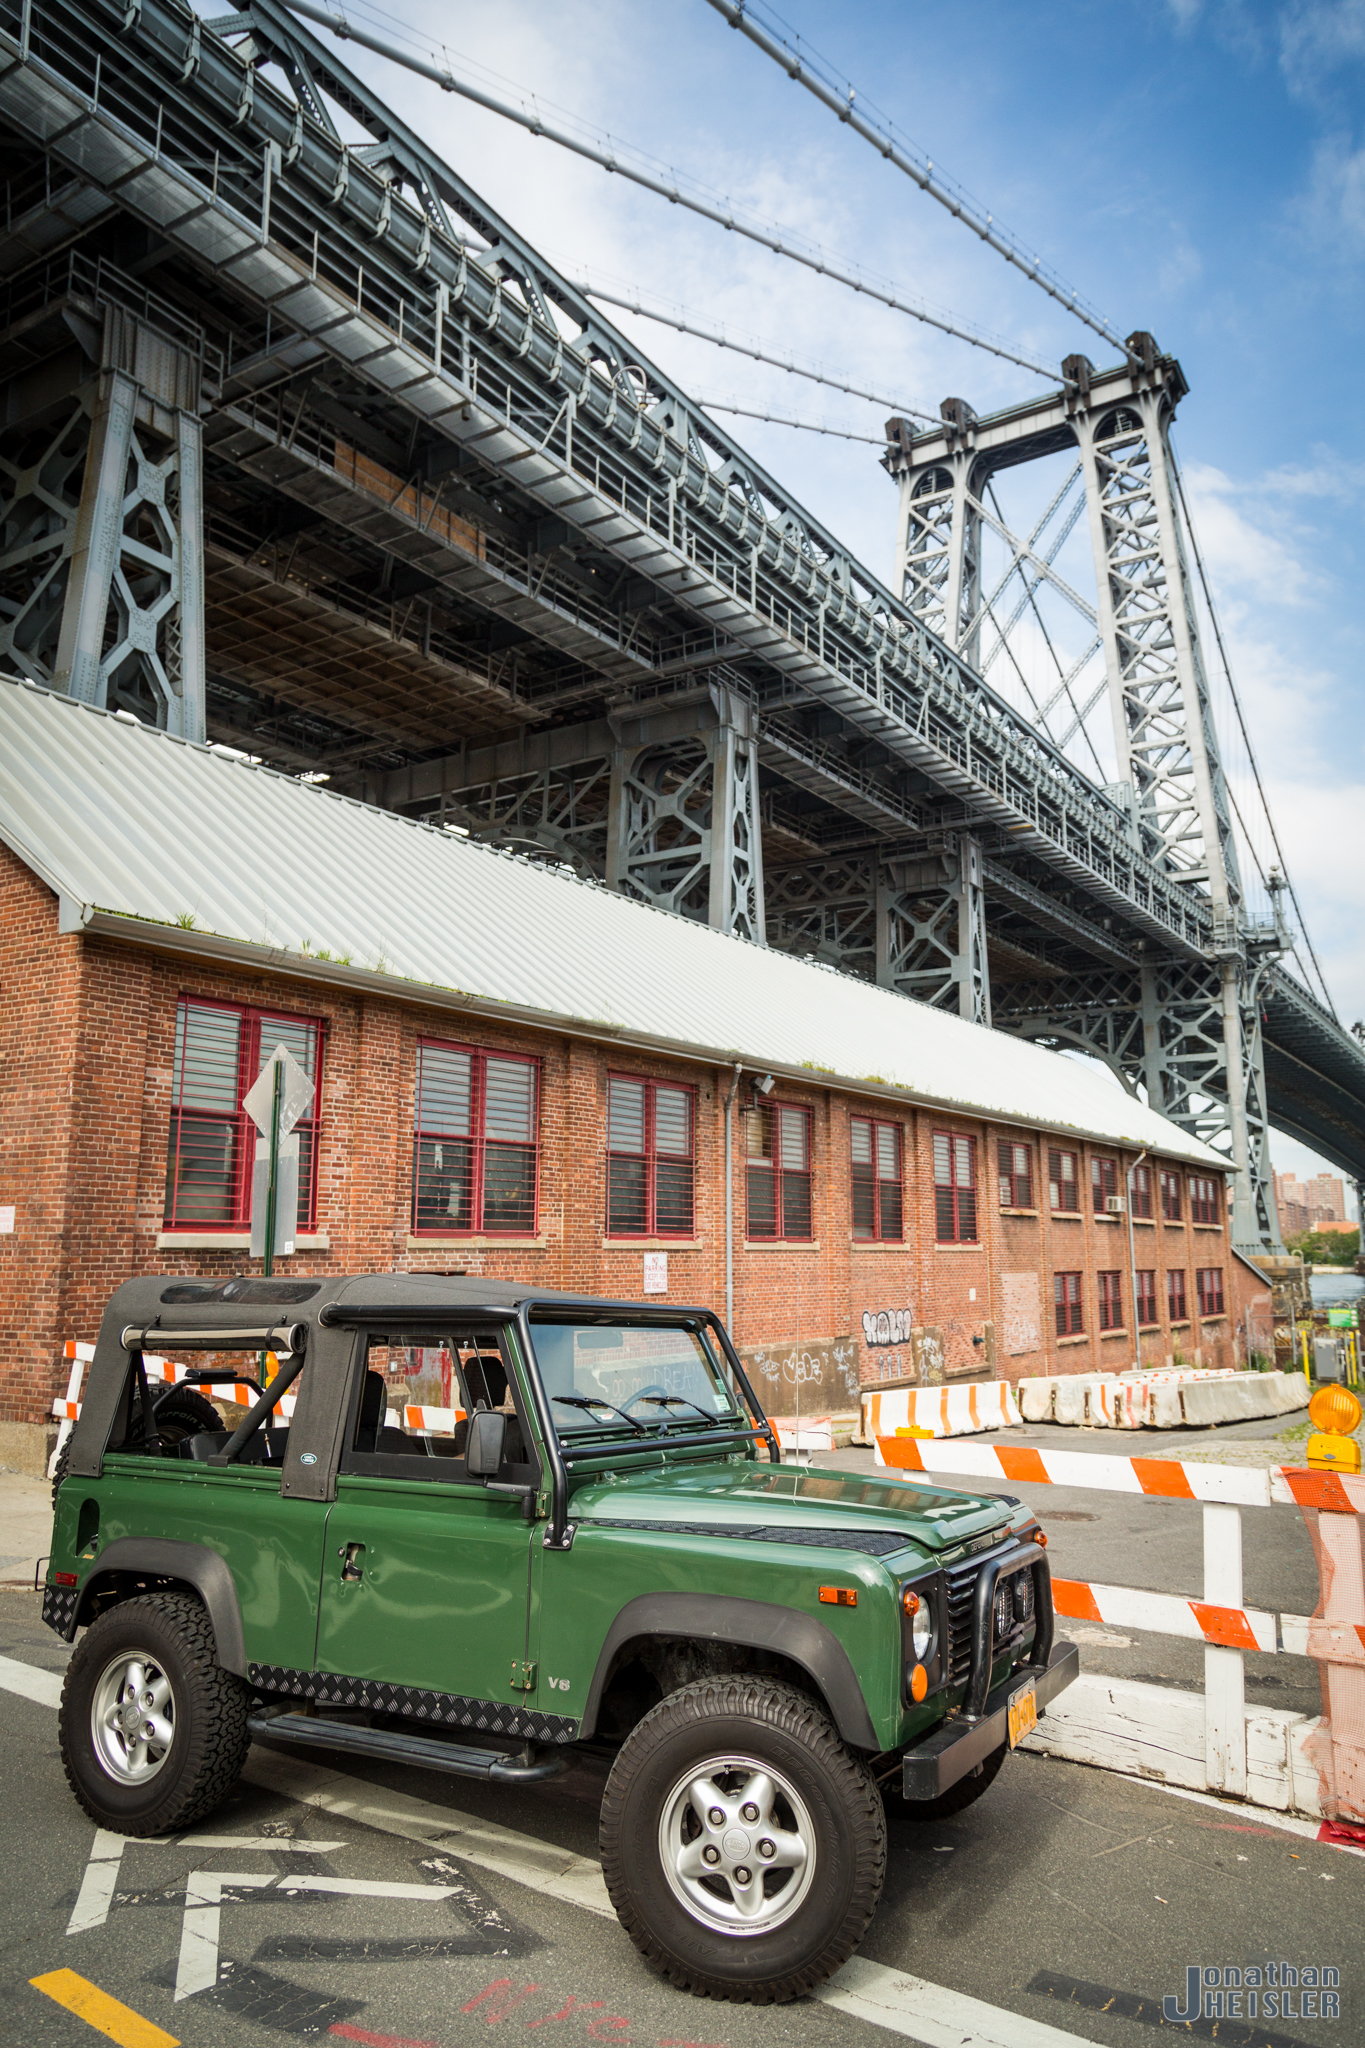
46;1274;1077;2003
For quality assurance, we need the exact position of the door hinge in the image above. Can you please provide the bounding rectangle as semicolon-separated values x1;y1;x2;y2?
510;1660;537;1692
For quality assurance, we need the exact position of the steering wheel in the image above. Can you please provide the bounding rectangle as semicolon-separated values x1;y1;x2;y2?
620;1384;673;1415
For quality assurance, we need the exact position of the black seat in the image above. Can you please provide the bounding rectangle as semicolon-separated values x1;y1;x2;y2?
465;1353;508;1410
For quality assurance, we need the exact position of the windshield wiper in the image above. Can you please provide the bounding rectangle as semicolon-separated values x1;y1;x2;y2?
552;1393;648;1435
634;1395;731;1427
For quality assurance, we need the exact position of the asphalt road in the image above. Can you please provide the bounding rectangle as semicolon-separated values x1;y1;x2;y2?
1;1584;1360;2048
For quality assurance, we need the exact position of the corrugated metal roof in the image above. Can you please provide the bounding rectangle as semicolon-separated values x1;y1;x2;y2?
0;679;1225;1165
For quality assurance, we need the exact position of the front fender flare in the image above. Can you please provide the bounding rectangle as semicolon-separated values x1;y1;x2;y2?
75;1539;247;1677
581;1591;879;1750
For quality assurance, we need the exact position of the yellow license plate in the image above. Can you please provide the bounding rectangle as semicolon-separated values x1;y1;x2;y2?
1007;1680;1038;1749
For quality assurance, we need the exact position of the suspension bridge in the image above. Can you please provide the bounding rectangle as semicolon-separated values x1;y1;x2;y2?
0;0;1360;1249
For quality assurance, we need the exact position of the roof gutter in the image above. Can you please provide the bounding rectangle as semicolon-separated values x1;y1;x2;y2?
58;903;1230;1170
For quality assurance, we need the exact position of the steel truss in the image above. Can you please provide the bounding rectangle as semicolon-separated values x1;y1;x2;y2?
0;260;209;734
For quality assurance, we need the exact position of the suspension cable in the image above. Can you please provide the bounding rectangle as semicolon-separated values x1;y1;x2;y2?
696;397;884;443
280;0;1056;379
707;0;1132;361
1169;444;1338;1019
579;282;936;422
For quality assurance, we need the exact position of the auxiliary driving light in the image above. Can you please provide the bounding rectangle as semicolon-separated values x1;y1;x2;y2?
993;1579;1012;1640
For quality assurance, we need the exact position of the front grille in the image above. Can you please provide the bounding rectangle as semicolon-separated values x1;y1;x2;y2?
943;1558;980;1689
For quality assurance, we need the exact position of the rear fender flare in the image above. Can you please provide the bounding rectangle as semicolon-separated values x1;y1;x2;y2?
581;1591;879;1749
74;1539;247;1676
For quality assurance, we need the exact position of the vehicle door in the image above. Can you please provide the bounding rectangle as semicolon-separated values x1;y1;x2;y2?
316;1326;539;1711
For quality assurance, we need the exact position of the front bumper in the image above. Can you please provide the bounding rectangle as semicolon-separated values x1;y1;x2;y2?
901;1639;1079;1801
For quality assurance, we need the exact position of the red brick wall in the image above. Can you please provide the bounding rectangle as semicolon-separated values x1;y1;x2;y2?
0;857;1261;1422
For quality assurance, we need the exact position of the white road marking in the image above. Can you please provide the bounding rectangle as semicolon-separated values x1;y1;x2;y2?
66;1827;168;1935
0;1652;63;1709
275;1875;460;1900
243;1746;615;1918
175;1871;275;2001
819;1956;1105;2047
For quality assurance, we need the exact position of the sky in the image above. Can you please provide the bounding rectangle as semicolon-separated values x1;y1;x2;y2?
253;0;1363;1194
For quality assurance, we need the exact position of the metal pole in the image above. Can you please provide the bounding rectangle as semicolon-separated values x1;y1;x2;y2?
262;1057;282;1279
1125;1149;1147;1371
724;1064;742;1333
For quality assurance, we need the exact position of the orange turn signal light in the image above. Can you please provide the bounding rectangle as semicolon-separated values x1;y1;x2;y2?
1031;1528;1048;1547
909;1663;929;1702
902;1588;921;1617
819;1586;857;1607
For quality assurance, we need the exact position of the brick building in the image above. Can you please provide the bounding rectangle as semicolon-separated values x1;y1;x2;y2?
0;682;1268;1470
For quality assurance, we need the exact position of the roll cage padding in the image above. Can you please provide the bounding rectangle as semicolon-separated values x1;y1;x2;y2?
580;1591;880;1750
72;1538;248;1676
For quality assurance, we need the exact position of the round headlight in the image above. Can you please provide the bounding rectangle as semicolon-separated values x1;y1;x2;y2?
903;1586;933;1659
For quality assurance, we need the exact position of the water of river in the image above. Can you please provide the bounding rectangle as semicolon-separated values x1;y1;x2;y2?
1310;1271;1365;1307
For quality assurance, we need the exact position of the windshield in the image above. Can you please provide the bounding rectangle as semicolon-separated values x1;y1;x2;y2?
528;1320;746;1445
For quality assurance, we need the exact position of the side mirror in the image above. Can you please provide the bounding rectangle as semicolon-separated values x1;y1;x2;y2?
466;1409;507;1478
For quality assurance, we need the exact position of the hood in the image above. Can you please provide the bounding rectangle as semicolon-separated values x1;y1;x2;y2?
569;1457;1016;1556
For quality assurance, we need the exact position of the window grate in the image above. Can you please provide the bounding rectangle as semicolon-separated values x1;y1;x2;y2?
164;999;320;1233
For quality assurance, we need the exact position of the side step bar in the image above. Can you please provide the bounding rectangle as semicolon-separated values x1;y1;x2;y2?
248;1712;568;1784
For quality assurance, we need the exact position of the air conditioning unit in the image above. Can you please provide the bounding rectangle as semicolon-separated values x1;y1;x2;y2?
1106;1196;1127;1214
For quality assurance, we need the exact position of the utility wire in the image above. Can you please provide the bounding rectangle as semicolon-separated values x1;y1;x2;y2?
707;0;1132;361
578;282;937;422
1169;444;1338;1020
280;0;1056;378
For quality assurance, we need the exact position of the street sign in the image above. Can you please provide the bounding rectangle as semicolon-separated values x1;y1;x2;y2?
245;1046;314;1262
1328;1307;1358;1329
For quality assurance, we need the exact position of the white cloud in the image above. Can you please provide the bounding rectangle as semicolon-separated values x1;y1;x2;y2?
1180;461;1325;607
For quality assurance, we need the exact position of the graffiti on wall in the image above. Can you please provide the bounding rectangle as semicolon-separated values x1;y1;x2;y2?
1000;1272;1041;1357
739;1336;861;1409
860;1307;945;1386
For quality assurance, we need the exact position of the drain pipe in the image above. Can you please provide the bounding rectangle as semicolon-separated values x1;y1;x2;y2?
1126;1149;1148;1370
724;1064;743;1332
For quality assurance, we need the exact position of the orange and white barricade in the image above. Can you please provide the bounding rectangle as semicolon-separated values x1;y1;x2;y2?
863;1380;1020;1446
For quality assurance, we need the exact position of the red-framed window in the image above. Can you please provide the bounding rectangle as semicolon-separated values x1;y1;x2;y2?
164;997;321;1232
1197;1267;1226;1317
851;1117;903;1240
1097;1269;1124;1331
998;1139;1033;1209
1160;1169;1183;1222
606;1075;694;1237
746;1103;813;1241
1054;1272;1083;1336
412;1039;538;1236
1168;1268;1188;1321
1190;1175;1220;1226
1136;1269;1159;1327
1092;1156;1120;1215
934;1132;978;1243
1131;1164;1153;1219
1048;1148;1079;1213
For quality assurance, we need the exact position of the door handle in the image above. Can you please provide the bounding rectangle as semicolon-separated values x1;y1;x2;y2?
338;1541;365;1583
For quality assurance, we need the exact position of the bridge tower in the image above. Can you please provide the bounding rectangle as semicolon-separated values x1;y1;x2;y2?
885;337;1282;1250
0;266;209;740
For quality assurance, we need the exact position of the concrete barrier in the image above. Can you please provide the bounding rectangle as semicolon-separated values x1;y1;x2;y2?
861;1380;1020;1442
1013;1368;1309;1430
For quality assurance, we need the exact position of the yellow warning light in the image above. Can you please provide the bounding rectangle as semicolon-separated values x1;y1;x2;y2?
1308;1386;1363;1436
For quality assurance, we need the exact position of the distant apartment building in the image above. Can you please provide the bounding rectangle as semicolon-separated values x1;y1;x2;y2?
1274;1169;1350;1238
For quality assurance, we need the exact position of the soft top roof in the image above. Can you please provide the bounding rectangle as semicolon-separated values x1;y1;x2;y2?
101;1271;711;1337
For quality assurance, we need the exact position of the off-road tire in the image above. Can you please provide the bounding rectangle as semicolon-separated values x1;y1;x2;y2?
600;1675;886;2003
59;1592;249;1836
885;1740;1006;1822
51;1387;220;1509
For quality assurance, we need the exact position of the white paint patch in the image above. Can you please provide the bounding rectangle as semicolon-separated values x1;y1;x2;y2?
818;1955;1106;2047
0;1653;63;1709
66;1827;168;1936
177;1835;346;1852
275;1875;460;1900
175;1871;275;2001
